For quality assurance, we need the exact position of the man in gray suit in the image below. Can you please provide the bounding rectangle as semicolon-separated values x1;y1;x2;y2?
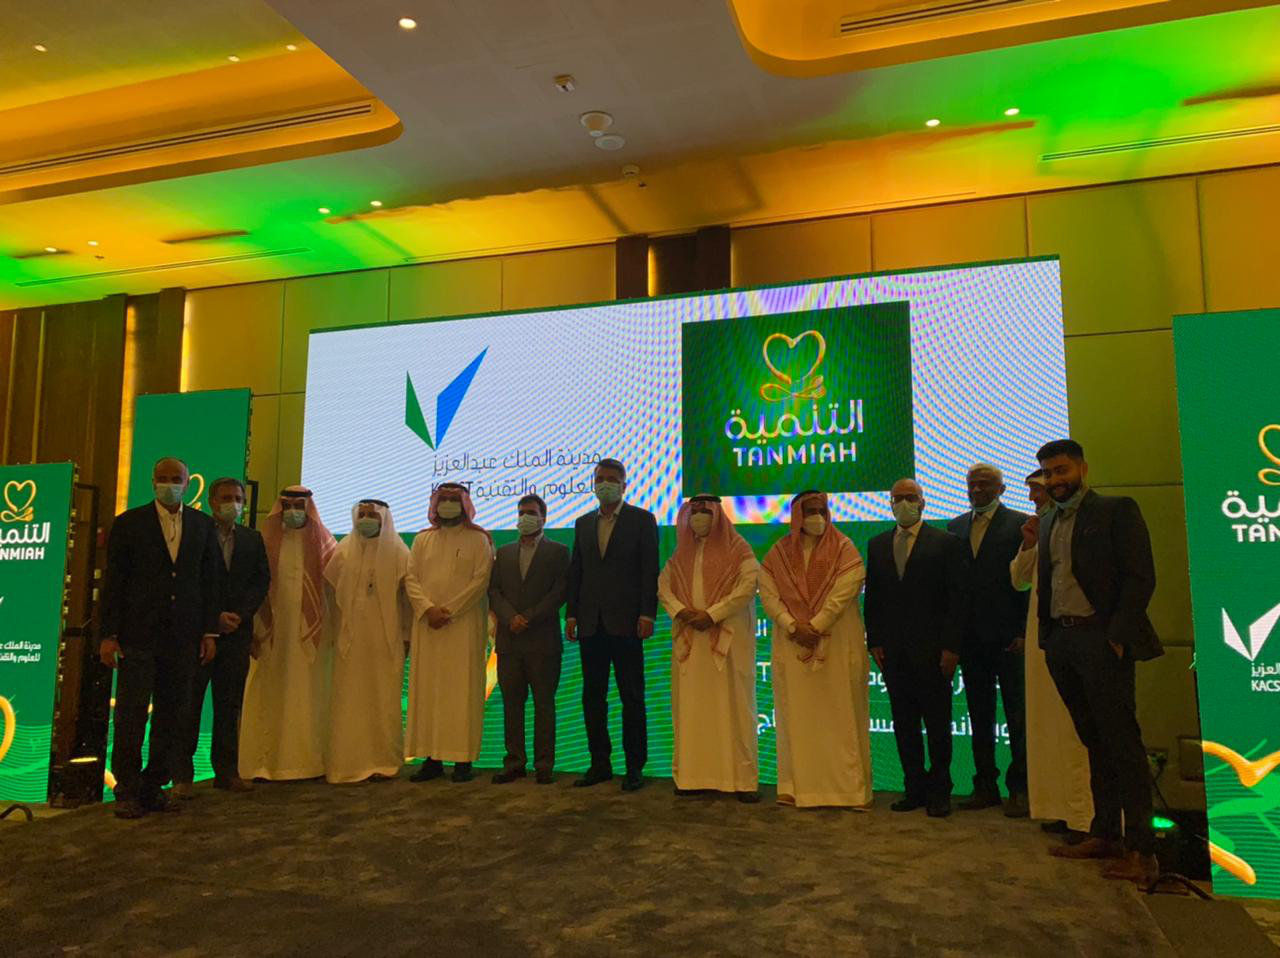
488;494;570;785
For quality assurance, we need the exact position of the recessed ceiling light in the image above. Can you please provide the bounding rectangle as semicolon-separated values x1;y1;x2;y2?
925;118;941;128
1004;107;1021;116
87;240;99;247
398;17;417;30
317;207;331;214
227;55;240;62
33;44;48;53
286;44;298;52
44;246;58;253
594;133;626;151
369;200;383;207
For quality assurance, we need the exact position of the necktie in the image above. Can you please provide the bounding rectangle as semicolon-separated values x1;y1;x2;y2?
894;528;910;579
970;513;989;557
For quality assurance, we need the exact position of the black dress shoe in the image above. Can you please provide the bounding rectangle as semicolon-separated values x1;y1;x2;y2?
957;791;1001;811
673;786;698;796
536;771;554;785
144;792;181;814
113;799;147;820
621;772;644;792
451;763;475;783
1003;792;1030;818
573;767;613;788
1041;819;1070;834
926;798;952;818
491;769;526;784
890;796;926;812
737;791;762;804
411;759;444;783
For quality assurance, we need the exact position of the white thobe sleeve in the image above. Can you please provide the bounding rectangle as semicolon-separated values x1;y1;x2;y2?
809;555;865;634
438;536;493;615
1011;544;1037;592
758;568;797;635
706;557;759;624
404;534;434;617
657;559;685;619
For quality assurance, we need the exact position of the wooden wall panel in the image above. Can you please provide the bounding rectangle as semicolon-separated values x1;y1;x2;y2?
871;197;1027;272
1198;165;1280;312
184;281;285;395
731;215;871;287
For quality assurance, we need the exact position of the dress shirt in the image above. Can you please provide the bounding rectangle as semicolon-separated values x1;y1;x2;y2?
518;533;543;579
1048;502;1096;618
155;500;183;563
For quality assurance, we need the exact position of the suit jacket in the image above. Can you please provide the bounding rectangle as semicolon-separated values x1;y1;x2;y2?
1037;490;1162;661
488;537;570;655
566;503;659;638
863;522;968;665
948;504;1031;648
100;503;221;651
216;523;271;644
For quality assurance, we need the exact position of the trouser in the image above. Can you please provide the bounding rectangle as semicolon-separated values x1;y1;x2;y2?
579;632;647;774
1044;623;1154;854
961;639;1027;796
175;633;252;783
882;652;953;802
498;642;562;775
111;641;198;804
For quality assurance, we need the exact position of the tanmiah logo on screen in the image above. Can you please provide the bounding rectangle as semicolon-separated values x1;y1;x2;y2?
759;330;827;402
1220;423;1280;544
0;478;52;562
404;350;487;450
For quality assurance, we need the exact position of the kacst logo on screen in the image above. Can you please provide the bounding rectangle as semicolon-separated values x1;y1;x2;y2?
0;479;50;562
1223;601;1280;693
404;349;487;450
1221;424;1280;544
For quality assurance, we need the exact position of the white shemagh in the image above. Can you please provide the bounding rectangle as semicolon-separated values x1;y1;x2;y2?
324;502;410;657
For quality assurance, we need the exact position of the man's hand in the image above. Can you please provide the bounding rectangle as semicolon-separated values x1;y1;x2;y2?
218;611;242;634
200;635;217;666
687;611;714;631
1109;640;1124;660
636;618;654;640
870;646;885;670
940;649;960;678
510;614;529;634
1006;636;1026;655
566;618;578;643
675;609;697;624
426;606;452;629
99;637;122;669
792;623;821;649
1020;514;1040;550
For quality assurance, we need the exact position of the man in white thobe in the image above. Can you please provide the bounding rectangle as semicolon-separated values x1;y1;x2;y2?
658;495;760;801
405;483;493;783
1012;470;1093;841
239;486;337;781
759;490;871;808
324;499;411;784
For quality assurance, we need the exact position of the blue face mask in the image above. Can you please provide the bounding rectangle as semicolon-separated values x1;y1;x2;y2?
972;498;1000;515
155;483;185;507
356;517;381;538
594;481;622;506
1053;487;1087;513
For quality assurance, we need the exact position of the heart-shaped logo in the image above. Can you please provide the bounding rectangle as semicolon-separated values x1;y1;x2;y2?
1260;424;1280;487
760;330;827;402
0;695;15;765
1;479;36;522
186;473;207;511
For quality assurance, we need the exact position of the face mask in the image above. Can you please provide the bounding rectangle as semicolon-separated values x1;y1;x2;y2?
356;517;382;538
517;513;543;536
214;501;242;524
972;497;1000;515
437;500;462;520
155;483;185;507
892;500;922;528
594;480;622;506
1053;487;1086;513
802;515;826;537
282;509;307;529
689;512;713;537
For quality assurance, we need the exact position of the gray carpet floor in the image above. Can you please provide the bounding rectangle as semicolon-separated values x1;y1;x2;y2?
2;774;1186;957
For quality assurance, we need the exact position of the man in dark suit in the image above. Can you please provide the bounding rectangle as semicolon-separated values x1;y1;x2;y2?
948;463;1032;816
99;457;221;819
566;458;659;792
172;477;270;797
865;478;967;818
1033;439;1162;883
488;494;570;786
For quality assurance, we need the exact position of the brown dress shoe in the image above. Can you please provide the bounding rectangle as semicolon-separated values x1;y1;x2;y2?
1050;837;1124;859
171;782;195;801
1102;851;1159;884
214;775;254;793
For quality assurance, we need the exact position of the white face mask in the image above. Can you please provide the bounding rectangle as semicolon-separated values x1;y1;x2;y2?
437;500;462;520
214;501;242;524
517;513;542;536
892;500;922;528
689;512;713;537
282;508;307;529
594;480;622;506
155;482;185;507
802;515;826;537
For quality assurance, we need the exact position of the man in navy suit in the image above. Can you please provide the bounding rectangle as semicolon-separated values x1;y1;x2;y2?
99;457;221;819
948;464;1031;817
565;459;659;792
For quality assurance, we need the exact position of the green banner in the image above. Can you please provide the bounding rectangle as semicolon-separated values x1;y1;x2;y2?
115;388;252;788
0;462;76;803
1175;307;1280;900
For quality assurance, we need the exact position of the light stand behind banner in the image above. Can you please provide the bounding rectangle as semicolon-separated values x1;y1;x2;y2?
108;388;252;791
0;462;77;808
1174;306;1280;901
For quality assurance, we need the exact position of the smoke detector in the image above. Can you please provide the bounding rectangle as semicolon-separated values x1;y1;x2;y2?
579;111;614;137
594;133;626;151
